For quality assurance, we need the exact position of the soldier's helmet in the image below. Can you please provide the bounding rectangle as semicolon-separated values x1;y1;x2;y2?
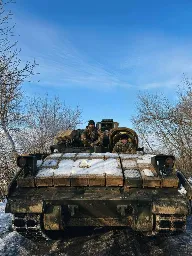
120;134;128;140
88;120;95;125
165;156;175;167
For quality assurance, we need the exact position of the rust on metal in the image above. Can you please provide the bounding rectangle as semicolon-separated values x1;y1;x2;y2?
105;175;123;186
29;202;43;213
35;176;53;187
142;177;161;188
65;217;133;227
155;214;186;232
70;175;89;186
152;200;189;215
140;168;161;188
161;176;178;188
53;175;71;186
44;205;64;230
17;177;35;187
7;200;43;213
88;175;105;186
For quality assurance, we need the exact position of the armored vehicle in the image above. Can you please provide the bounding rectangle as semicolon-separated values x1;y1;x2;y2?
5;119;192;240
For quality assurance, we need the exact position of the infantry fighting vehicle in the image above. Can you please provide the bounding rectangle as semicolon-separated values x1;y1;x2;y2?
5;119;192;240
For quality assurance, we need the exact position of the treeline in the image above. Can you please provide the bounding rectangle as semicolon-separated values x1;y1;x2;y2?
132;77;192;176
0;1;81;198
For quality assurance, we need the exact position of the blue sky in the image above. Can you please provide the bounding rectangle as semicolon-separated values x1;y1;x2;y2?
10;0;192;128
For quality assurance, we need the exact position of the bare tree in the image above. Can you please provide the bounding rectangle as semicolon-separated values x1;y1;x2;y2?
0;0;37;156
0;0;37;198
0;131;16;198
0;1;82;199
16;95;82;153
132;80;192;175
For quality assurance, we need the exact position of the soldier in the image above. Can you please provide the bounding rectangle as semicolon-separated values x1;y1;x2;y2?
161;156;175;176
112;134;136;154
81;120;103;147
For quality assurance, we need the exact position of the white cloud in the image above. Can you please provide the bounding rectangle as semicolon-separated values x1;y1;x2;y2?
13;15;133;90
13;13;192;91
119;34;192;90
140;79;180;90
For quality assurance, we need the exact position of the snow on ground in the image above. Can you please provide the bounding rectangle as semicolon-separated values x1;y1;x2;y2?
0;202;39;256
0;201;12;236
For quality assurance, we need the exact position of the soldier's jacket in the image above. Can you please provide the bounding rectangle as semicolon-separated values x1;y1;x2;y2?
112;141;136;154
81;127;103;146
54;130;77;144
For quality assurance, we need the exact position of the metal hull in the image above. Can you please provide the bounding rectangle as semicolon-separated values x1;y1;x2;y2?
6;186;189;237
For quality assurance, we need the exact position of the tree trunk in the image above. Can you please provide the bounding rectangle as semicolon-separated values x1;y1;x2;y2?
1;124;18;158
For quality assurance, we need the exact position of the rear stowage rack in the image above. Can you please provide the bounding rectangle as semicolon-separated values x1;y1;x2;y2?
155;214;186;232
12;213;48;240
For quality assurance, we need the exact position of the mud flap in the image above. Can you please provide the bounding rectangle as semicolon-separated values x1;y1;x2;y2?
43;205;64;230
134;207;153;232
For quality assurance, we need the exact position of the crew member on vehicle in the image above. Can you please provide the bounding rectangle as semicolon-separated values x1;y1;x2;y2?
81;120;103;147
112;134;136;154
161;156;175;175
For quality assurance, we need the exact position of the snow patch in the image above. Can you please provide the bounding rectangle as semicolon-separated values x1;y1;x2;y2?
36;168;54;177
0;231;28;255
37;160;43;167
143;169;154;177
104;153;119;158
77;159;105;175
71;159;89;175
91;153;105;158
62;153;77;158
124;169;141;178
122;160;137;169
104;158;122;176
54;159;74;176
79;160;91;168
137;155;155;164
76;153;91;159
0;202;12;237
178;185;187;195
42;159;58;167
71;159;121;176
36;158;122;177
188;177;192;184
119;154;139;159
49;153;63;158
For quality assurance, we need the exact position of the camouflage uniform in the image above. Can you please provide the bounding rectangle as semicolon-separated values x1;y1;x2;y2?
81;127;103;146
112;141;136;154
161;157;175;176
